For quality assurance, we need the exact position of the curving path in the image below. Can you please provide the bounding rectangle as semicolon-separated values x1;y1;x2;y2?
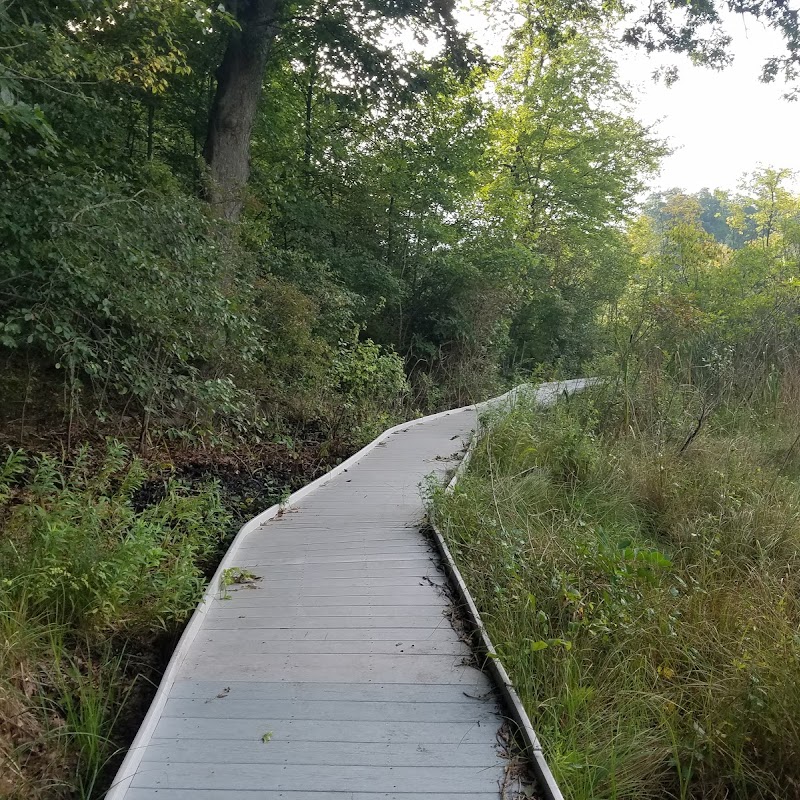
108;381;588;800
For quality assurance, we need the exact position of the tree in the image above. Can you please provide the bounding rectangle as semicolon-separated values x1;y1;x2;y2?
203;0;283;220
731;167;797;250
201;0;800;221
201;0;469;220
485;19;666;371
488;0;800;92
622;170;800;396
621;0;800;94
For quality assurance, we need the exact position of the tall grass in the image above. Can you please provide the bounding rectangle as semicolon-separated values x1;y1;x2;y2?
0;442;230;798
433;374;800;799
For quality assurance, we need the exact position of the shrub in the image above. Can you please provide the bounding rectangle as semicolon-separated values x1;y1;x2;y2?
0;442;230;636
433;384;800;799
0;442;232;798
0;167;260;435
323;338;409;444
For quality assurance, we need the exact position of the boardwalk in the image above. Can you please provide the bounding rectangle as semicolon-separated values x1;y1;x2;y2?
109;382;587;799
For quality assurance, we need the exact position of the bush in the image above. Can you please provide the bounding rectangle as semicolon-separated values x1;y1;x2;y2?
323;338;409;444
0;442;231;798
433;384;800;799
0;442;229;636
0;167;260;435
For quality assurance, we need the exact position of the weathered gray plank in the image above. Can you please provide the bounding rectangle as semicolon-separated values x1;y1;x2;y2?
253;523;422;532
221;553;436;568
192;626;458;643
241;541;433;552
162;698;498;723
202;612;449;627
228;555;436;566
151;717;499;744
207;604;445;619
287;520;427;525
140;739;502;767
226;563;439;577
190;638;468;656
213;591;445;606
179;653;484;684
218;577;444;604
125;792;490;800
168;681;495;703
130;763;501;792
214;577;446;590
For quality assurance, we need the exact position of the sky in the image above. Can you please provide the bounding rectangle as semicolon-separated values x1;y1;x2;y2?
614;15;800;194
455;5;800;195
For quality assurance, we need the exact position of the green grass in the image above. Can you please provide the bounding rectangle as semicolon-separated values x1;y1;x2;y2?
0;442;231;798
432;379;800;800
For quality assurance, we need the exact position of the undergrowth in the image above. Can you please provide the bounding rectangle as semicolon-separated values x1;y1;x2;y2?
432;374;800;800
0;441;231;798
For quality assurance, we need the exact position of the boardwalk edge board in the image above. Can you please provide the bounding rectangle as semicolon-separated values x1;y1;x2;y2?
427;381;592;800
106;379;590;799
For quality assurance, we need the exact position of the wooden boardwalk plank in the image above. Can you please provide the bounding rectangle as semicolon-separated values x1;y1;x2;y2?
125;793;492;800
178;655;488;683
129;764;501;792
191;627;459;643
210;592;447;606
151;717;500;744
168;680;496;703
161;698;499;722
140;739;503;767
107;405;514;798
207;603;446;618
184;640;469;656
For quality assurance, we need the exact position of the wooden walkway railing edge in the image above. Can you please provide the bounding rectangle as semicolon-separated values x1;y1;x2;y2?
427;379;596;800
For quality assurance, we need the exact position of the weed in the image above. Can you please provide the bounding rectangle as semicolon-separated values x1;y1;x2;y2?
219;567;262;600
0;442;231;798
433;379;800;799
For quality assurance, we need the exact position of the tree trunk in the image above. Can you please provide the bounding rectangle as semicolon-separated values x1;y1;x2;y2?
203;0;282;221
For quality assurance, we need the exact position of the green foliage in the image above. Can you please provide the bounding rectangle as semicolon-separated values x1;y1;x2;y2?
220;566;261;600
487;24;664;376
324;338;409;443
621;168;800;401
434;381;800;799
4;1;799;797
0;0;670;441
644;189;753;249
0;75;58;163
44;643;132;798
0;441;229;635
0;441;231;797
0;167;263;431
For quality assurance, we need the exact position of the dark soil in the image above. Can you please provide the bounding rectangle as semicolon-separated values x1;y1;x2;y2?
133;442;331;521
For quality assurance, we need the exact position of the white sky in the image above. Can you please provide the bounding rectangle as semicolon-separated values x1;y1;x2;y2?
455;5;800;194
615;15;800;193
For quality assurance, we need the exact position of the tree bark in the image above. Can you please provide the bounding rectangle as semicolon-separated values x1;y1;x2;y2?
203;0;282;221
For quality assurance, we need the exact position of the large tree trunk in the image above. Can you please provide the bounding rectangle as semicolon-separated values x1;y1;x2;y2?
203;0;281;221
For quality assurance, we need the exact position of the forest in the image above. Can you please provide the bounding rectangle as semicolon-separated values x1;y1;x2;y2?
1;0;800;797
